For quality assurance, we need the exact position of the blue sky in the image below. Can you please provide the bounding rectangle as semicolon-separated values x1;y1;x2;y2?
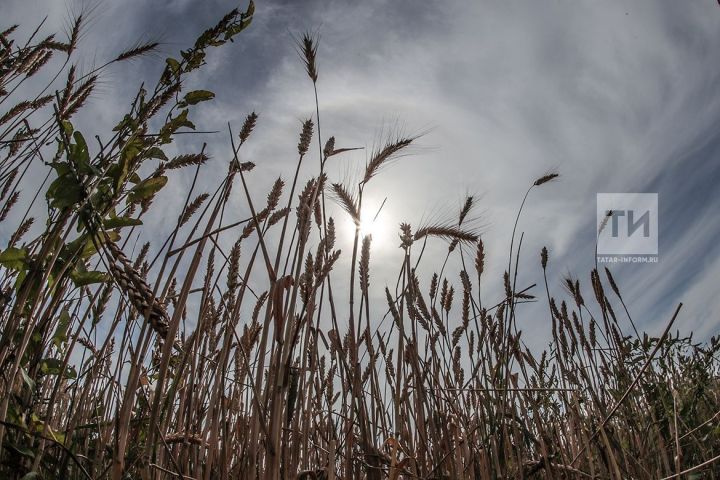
3;0;720;349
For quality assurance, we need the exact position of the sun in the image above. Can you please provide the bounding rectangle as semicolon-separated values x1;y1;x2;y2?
359;211;378;238
344;209;390;250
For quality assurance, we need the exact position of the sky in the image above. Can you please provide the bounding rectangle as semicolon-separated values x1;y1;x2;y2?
3;0;720;351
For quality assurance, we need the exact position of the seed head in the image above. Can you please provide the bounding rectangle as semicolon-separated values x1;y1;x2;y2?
298;119;314;156
534;172;559;186
239;112;258;145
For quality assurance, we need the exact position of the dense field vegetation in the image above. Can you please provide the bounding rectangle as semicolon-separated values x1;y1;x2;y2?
1;5;719;479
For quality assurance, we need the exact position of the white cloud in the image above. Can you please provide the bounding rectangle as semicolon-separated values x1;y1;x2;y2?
3;0;719;347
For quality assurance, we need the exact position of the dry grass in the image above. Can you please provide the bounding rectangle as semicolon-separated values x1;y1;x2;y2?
1;4;719;479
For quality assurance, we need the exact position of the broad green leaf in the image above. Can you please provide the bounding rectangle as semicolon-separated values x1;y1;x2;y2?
182;50;205;69
0;247;27;270
128;175;167;203
166;57;180;75
145;146;168;161
240;1;254;29
40;358;64;375
53;309;71;349
47;174;83;209
20;367;35;390
113;114;138;133
121;137;143;166
69;270;109;287
65;365;77;380
183;90;214;105
178;112;196;130
70;231;120;260
47;426;66;444
14;269;27;292
70;131;90;172
112;136;143;192
159;110;195;142
61;120;73;136
103;216;143;229
50;161;72;177
65;235;89;259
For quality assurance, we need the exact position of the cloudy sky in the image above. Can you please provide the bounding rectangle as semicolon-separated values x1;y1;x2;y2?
4;0;720;349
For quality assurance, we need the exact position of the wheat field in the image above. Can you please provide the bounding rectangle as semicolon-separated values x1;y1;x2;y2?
0;4;719;479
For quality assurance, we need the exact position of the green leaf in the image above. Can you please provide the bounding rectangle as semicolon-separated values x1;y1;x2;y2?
14;269;27;292
113;114;138;133
61;120;73;137
46;174;83;209
69;270;109;287
183;90;214;105
103;216;143;229
183;50;205;69
65;235;89;259
65;365;77;380
40;358;62;375
159;109;195;143
118;137;142;182
166;57;180;75
128;175;167;203
53;309;71;349
41;360;79;380
0;247;27;270
50;161;72;177
70;131;90;172
9;446;34;460
21;471;40;479
108;136;143;193
239;1;255;29
13;449;36;461
20;367;35;390
145;146;168;161
68;231;120;260
47;426;66;444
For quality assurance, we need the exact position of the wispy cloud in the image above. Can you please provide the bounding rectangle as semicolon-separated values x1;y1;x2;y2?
3;0;719;348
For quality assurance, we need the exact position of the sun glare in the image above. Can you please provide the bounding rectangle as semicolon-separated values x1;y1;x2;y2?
344;210;390;250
